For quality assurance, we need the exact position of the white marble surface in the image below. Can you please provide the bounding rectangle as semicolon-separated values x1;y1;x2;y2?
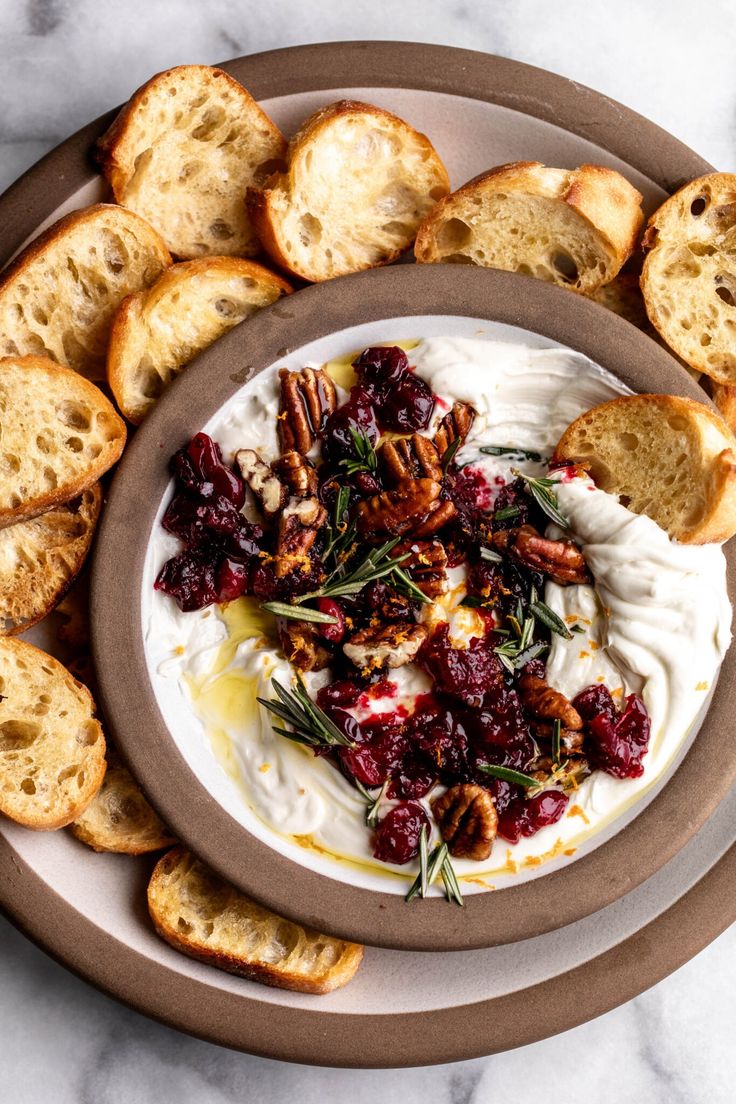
1;1;735;1098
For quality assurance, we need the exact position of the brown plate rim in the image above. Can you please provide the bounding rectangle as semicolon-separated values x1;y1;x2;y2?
1;829;734;1067
91;263;736;951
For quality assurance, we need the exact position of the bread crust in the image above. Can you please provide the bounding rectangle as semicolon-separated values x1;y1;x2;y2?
0;637;107;829
71;750;175;854
0;355;126;528
107;257;292;423
415;161;643;292
554;393;736;543
148;847;363;994
641;173;736;383
247;99;450;281
97;65;287;260
0;483;102;635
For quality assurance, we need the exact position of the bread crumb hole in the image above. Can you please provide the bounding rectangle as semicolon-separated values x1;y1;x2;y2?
551;252;579;283
76;721;99;747
437;217;472;252
298;212;322;247
701;333;712;346
177;917;193;935
58;401;91;431
716;284;736;308
209;219;234;241
667;415;688;431
690;196;707;217
0;721;41;751
214;298;238;319
66;436;84;453
20;778;36;795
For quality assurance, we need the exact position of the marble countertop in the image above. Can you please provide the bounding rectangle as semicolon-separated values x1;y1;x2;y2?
1;1;735;1100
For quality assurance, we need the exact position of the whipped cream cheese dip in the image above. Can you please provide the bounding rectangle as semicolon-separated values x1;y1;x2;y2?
144;336;732;892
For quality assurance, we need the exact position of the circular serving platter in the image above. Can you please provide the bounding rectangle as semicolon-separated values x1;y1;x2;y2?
1;41;733;1062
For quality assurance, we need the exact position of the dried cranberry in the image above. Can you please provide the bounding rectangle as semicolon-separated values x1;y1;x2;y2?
353;346;435;432
406;697;471;784
320;386;378;466
419;623;504;708
373;801;430;865
352;470;381;497
173;433;245;508
355;579;414;622
482;776;515;815
317;679;363;711
154;547;218;612
216;558;249;602
388;759;437;800
316;598;345;643
573;684;617;723
497;790;569;844
340;726;409;786
468;688;534;768
586;693;651;779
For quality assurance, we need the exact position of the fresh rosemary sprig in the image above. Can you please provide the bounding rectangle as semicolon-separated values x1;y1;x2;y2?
354;779;388;828
322;484;357;565
480;445;546;463
477;764;539;788
405;827;463;906
340;428;378;476
260;600;339;625
512;469;569;528
257;675;355;748
441;435;463;473
529;598;573;640
493;504;521;522
298;539;429;605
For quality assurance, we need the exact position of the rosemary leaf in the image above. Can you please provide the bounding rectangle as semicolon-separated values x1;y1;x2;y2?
552;718;562;765
480;546;503;564
493;505;520;522
340;428;378;475
419;823;429;898
354;779;388;827
512;641;549;668
512;469;569;528
478;764;539;788
442;435;463;473
298;539;410;602
529;599;573;640
390;566;432;605
261;601;339;625
258;675;355;748
480;445;545;463
440;853;464;906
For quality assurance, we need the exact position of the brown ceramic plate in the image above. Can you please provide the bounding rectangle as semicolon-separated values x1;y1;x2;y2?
1;42;734;1059
92;264;736;951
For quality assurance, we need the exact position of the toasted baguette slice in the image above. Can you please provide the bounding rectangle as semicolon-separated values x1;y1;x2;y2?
554;394;736;543
97;65;286;260
71;750;174;854
0;204;170;380
108;257;292;423
247;100;450;281
415;161;643;294
0;484;101;635
641;173;736;384
711;381;736;435
148;848;363;994
0;638;106;829
0;356;126;528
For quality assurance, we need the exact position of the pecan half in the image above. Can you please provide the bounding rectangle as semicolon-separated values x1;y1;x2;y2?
343;622;427;671
355;478;441;537
530;722;585;755
272;450;318;498
518;673;583;730
379;434;442;484
492;524;590;585
236;448;287;518
278;367;336;454
275;496;326;578
433;401;476;456
394;539;448;599
278;620;331;672
431;783;497;860
411;497;457;538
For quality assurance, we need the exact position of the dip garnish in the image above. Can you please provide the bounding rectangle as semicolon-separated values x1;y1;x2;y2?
258;675;355;748
405;827;463;906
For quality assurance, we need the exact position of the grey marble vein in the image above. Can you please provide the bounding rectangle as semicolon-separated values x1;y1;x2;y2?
0;1;735;1099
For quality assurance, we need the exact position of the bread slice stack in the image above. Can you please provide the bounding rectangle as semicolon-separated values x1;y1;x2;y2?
248;100;450;281
554;394;736;543
98;65;287;260
108;257;292;423
148;847;364;993
415;161;643;294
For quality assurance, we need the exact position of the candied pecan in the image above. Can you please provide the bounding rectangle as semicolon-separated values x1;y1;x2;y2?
411;497;457;538
431;783;497;860
492;524;590;585
275;496;327;578
530;722;585;755
355;478;441;537
394;539;448;598
433;401;476;456
379;434;442;484
278;367;337;454
236;448;287;518
272;450;318;498
518;673;583;730
278;619;332;672
343;622;428;670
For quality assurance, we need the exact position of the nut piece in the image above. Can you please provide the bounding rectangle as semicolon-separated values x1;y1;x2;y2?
433;401;476;456
356;478;442;537
343;621;428;671
431;783;497;860
275;495;327;578
379;434;442;484
493;524;590;585
529;722;585;755
411;497;457;538
279;619;332;672
394;539;448;598
272;450;318;498
518;672;583;730
278;367;337;454
236;448;287;518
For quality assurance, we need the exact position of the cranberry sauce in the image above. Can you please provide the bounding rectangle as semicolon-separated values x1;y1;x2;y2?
373;802;430;865
574;685;651;779
353;346;435;433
